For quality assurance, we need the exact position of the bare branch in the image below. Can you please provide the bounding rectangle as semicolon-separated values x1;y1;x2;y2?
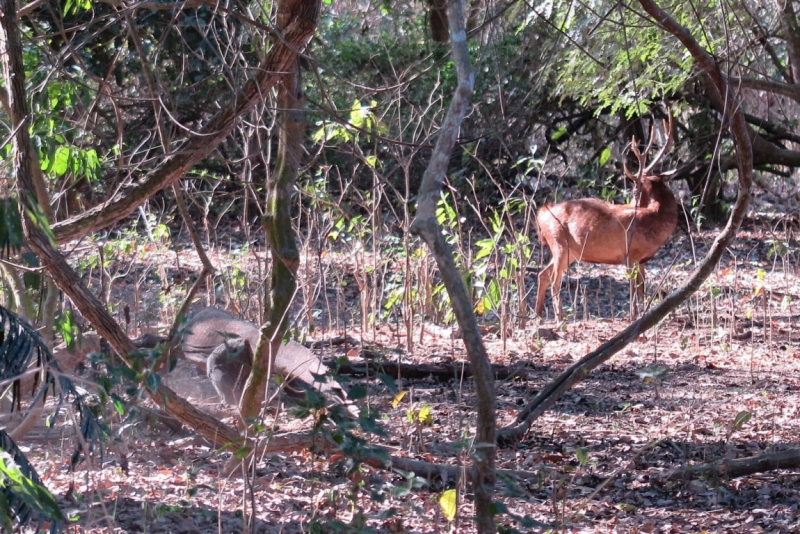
730;76;800;103
51;0;320;243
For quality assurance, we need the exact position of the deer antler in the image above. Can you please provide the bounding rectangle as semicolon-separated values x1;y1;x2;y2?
623;137;646;184
622;114;674;180
643;114;673;174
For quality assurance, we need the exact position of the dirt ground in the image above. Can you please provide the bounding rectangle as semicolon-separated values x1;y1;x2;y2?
17;218;800;533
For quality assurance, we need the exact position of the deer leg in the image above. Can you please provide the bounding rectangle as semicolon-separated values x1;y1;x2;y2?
547;246;570;320
537;238;572;320
535;262;554;318
551;273;564;320
636;264;646;311
628;263;646;319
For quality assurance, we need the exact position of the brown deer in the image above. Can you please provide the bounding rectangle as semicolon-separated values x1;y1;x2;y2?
535;118;677;320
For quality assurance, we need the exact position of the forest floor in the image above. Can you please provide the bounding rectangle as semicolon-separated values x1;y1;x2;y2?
18;214;800;533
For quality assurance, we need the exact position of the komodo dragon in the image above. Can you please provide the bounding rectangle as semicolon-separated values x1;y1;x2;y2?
176;307;347;407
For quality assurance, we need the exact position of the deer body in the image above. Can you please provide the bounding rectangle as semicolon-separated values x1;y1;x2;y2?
534;174;677;319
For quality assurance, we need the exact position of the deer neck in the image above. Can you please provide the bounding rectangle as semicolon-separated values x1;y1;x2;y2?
643;182;676;215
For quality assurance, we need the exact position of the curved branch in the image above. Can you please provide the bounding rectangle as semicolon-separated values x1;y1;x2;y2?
742;112;800;145
731;77;800;103
51;2;320;244
750;134;800;168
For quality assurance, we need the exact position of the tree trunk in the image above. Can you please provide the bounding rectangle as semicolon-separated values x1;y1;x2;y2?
408;0;496;531
781;1;800;84
428;0;450;43
238;67;304;424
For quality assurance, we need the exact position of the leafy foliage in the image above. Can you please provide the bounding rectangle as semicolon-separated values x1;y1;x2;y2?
0;305;107;532
0;441;64;533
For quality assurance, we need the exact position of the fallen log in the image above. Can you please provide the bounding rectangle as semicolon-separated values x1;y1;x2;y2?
666;447;800;480
327;358;533;383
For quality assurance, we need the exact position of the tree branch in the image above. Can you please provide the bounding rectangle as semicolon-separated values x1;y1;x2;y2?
730;76;800;103
51;0;320;243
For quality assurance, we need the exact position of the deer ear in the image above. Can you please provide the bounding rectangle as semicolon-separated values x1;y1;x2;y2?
658;169;677;181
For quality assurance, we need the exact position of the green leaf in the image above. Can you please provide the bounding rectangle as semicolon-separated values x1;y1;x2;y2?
376;373;397;392
551;126;568;140
599;147;611;165
349;99;364;127
487;278;501;305
24;197;56;248
0;454;64;522
733;411;752;430
439;489;457;521
0;491;14;532
576;446;589;466
52;146;70;176
0;198;24;254
347;384;368;400
145;372;161;394
474;239;494;261
55;310;77;350
312;125;327;143
233;446;252;459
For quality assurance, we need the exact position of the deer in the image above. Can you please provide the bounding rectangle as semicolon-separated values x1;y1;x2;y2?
534;117;678;320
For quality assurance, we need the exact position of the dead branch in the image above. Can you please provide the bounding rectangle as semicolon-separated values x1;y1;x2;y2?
665;448;800;481
329;358;532;382
245;430;557;485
